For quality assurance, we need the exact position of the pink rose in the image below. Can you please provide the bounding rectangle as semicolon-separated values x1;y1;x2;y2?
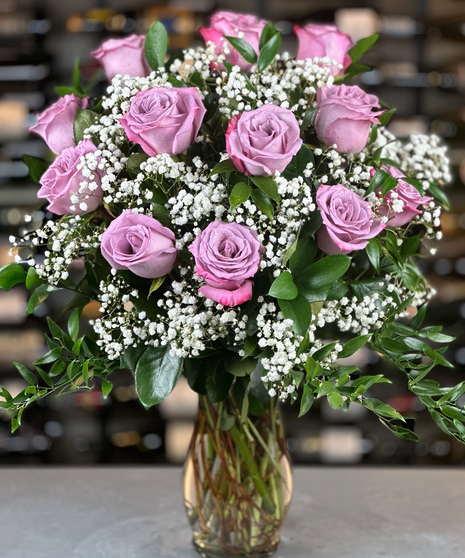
189;221;264;307
316;184;385;255
91;35;150;81
225;105;302;176
100;211;177;279
38;139;103;215
199;11;266;72
315;85;384;154
119;87;206;157
29;94;89;154
374;166;432;227
294;24;353;76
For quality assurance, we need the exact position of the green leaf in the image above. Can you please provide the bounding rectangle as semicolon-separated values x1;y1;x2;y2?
363;398;405;421
348;33;379;63
49;360;66;377
305;356;322;379
0;263;26;290
102;379;113;398
251;188;274;220
312;341;338;362
148;276;166;298
209;158;238;177
224;354;255;377
82;360;90;384
299;384;315;417
289;237;317;277
427;332;455;344
441;405;465;422
35;346;63;366
278;294;312;337
428;183;449;209
351;374;391;389
437;382;465;405
205;363;234;403
282;144;314;180
13;362;35;385
259;21;277;51
225;36;258;64
381;175;399;198
135;345;183;408
327;391;344;409
338;335;371;359
430;409;453;436
410;304;427;330
382;422;420;442
268;271;298;300
73;108;100;144
127;152;149;172
152;203;171;227
424;346;454;368
388;322;416;337
26;267;43;289
55;86;77;97
251;176;280;202
257;32;281;72
68;308;82;340
27;284;61;314
400;235;421;258
144;21;168;70
230;182;252;210
403;177;424;197
300;108;317;132
366;169;389;196
35;366;53;387
296;255;351;293
343;62;372;80
378;108;396;126
22;155;48;183
366;238;381;273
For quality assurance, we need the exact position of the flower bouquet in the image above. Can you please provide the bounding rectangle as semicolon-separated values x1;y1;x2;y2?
1;11;462;558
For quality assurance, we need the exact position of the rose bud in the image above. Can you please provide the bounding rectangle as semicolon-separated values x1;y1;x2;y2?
29;94;89;154
316;184;385;255
100;211;178;279
375;166;432;227
189;221;264;307
91;35;151;81
226;105;302;176
315;85;384;154
294;23;353;76
119;87;206;157
38;139;103;215
199;11;266;73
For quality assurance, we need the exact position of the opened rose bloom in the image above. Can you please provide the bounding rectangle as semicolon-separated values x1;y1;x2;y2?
29;94;89;154
294;23;353;76
316;184;385;255
315;85;384;154
101;211;178;279
189;221;264;307
376;166;432;227
199;11;265;72
226;105;302;176
38;139;103;215
119;87;206;157
91;35;150;81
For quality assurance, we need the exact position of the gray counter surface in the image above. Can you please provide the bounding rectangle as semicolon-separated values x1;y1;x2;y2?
1;466;464;557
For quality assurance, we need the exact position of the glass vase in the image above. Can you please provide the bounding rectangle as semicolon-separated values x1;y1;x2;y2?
183;390;292;558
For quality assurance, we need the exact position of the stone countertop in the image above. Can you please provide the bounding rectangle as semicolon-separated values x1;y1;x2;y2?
1;466;464;557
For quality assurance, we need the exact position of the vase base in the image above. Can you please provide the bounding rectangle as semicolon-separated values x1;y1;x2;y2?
193;539;279;558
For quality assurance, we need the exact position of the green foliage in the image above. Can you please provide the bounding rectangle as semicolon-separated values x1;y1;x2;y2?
225;36;257;64
134;345;183;408
230;182;252;210
74;108;100;143
257;32;281;72
348;33;379;63
0;263;27;290
268;271;298;300
144;21;168;70
22;155;49;183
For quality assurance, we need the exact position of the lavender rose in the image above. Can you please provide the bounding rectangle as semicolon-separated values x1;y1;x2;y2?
189;221;264;307
91;35;150;81
316;184;385;255
199;11;266;73
225;105;302;176
29;94;89;154
119;87;206;157
38;139;103;215
294;24;353;76
315;85;384;154
100;211;177;279
376;166;432;227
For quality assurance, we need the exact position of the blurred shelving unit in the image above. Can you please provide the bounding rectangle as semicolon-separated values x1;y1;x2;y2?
0;0;465;466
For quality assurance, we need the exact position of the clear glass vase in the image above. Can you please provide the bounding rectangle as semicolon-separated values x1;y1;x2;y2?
183;390;292;558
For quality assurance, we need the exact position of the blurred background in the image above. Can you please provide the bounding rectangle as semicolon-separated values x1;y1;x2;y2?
1;0;465;467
